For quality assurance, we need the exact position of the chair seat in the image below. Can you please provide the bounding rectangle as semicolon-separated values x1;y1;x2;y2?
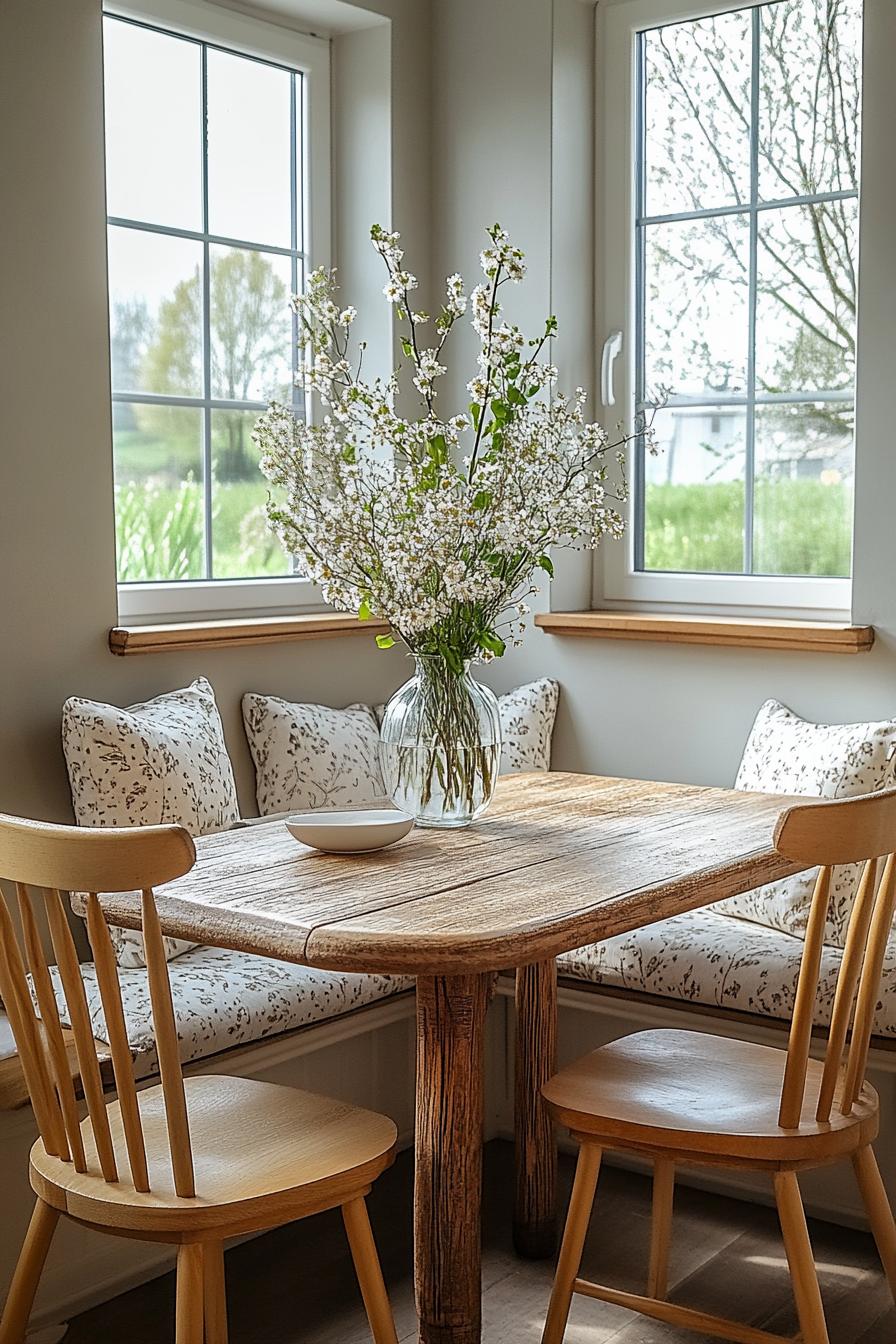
542;1029;880;1167
29;1074;398;1238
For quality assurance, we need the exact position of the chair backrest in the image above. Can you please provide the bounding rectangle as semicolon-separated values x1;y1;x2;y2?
0;813;197;1195
772;788;896;1129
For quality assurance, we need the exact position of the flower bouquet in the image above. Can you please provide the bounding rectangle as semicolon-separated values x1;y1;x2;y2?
254;225;650;826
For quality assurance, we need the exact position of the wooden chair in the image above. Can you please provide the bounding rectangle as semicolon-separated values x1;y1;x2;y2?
0;813;400;1344
539;788;896;1344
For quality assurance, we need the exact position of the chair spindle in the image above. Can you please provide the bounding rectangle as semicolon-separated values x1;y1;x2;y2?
816;857;879;1124
141;888;195;1198
43;886;118;1182
86;894;150;1192
0;890;67;1157
16;884;85;1170
843;853;896;1112
779;865;831;1130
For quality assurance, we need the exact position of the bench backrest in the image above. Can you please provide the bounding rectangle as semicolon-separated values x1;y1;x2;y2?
0;814;197;1195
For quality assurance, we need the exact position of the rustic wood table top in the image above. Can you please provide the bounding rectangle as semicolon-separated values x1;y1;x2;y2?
100;772;809;1344
100;772;805;975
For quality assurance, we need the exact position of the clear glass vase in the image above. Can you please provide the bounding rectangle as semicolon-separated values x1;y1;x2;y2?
378;655;502;828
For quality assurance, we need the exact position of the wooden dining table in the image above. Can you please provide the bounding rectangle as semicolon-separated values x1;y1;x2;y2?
100;772;809;1344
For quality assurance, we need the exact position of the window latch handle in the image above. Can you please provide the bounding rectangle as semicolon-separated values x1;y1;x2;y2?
601;330;623;407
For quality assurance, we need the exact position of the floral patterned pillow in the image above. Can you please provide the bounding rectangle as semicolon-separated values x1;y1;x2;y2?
62;677;240;967
713;699;896;946
242;694;387;816
497;678;559;774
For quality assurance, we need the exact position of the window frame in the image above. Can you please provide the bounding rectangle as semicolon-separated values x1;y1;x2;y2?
104;0;331;624
595;0;859;621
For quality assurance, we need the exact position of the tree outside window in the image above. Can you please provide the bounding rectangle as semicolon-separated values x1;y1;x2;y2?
637;0;861;578
104;15;304;584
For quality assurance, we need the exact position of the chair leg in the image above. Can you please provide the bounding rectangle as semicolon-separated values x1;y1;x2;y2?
773;1171;830;1344
541;1144;602;1344
852;1145;896;1302
202;1241;228;1344
647;1158;675;1301
341;1198;398;1344
0;1200;60;1344
175;1243;205;1344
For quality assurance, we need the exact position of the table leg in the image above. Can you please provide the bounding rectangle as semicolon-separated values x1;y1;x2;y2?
415;972;489;1344
513;958;558;1259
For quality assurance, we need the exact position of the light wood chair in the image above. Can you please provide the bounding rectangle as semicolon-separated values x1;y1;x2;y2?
539;788;896;1344
0;813;400;1344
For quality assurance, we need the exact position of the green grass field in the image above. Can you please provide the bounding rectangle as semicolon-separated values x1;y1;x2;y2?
115;474;852;585
644;479;852;576
115;479;290;583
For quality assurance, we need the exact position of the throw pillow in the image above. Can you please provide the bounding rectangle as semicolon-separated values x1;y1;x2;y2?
713;698;896;946
242;695;387;815
497;678;560;774
62;676;240;966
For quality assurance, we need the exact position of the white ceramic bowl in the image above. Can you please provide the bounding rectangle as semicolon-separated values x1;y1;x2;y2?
285;809;415;854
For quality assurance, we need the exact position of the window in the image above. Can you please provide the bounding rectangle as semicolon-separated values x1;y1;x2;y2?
103;3;329;622
599;0;862;618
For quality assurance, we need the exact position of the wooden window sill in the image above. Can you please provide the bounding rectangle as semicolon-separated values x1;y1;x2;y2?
534;611;874;655
110;612;390;656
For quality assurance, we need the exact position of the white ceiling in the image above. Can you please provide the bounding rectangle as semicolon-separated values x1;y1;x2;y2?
207;0;388;37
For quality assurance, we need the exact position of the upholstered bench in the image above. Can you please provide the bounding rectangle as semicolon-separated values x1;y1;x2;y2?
558;699;896;1050
557;905;896;1043
40;939;413;1083
46;675;560;1088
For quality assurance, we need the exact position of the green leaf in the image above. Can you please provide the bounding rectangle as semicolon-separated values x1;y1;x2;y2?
472;490;491;510
358;598;371;621
400;337;414;358
376;633;395;649
537;554;555;578
478;630;506;657
438;640;463;674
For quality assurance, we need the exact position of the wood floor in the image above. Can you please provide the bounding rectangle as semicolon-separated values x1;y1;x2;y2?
61;1140;896;1343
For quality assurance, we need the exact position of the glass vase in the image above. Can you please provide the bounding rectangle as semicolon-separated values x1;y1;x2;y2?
378;655;502;828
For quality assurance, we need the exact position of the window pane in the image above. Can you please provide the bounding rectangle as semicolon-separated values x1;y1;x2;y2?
113;405;205;582
209;246;293;402
643;9;752;217
644;214;750;396
207;49;293;248
644;405;747;573
755;201;859;394
108;227;204;396
757;0;862;203
210;410;291;578
636;0;861;583
753;401;853;576
103;19;201;231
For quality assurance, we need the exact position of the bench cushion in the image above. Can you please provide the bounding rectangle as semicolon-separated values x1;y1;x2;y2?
46;945;414;1080
714;699;896;947
558;907;896;1039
